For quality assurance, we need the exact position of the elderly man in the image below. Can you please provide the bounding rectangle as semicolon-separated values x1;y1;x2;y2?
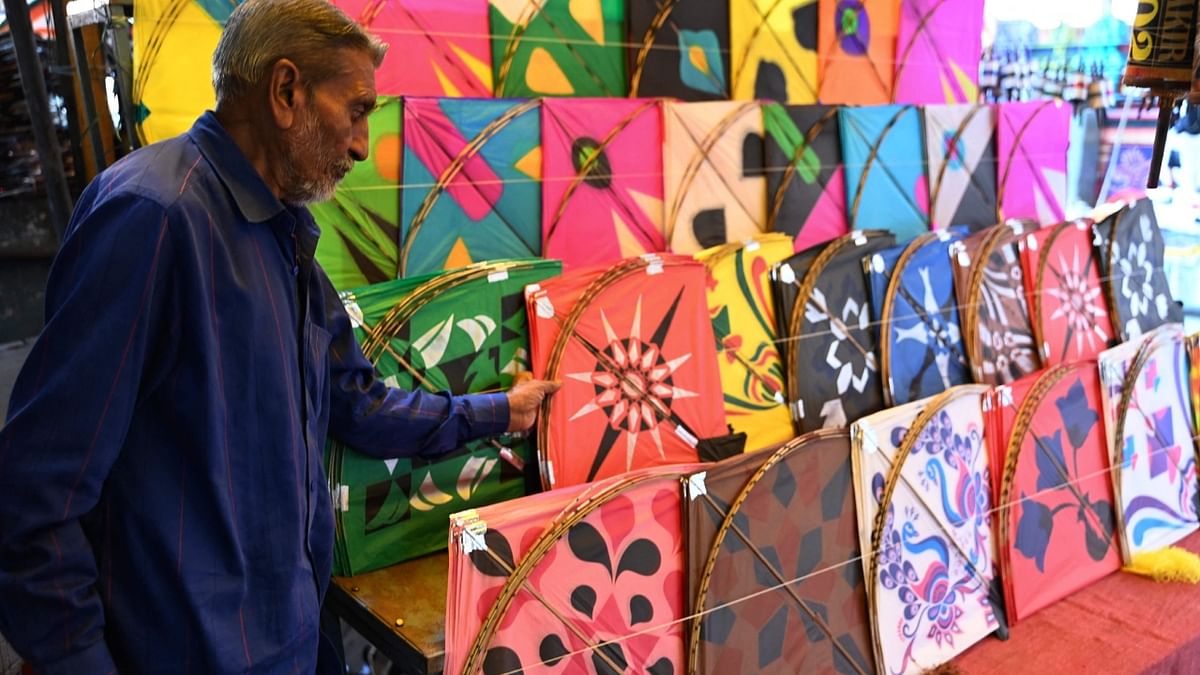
0;1;558;672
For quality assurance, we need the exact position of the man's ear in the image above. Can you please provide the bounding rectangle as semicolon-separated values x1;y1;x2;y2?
267;58;306;130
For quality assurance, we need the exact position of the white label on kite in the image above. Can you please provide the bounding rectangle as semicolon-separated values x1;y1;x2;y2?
343;300;365;328
744;239;760;252
647;261;664;276
1025;234;1038;251
778;264;796;285
852;231;868;246
536;296;555;319
687;472;708;500
674;425;699;447
487;270;509;284
871;254;885;273
524;283;541;299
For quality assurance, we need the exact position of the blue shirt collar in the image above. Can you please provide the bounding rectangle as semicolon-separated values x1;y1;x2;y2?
188;110;288;224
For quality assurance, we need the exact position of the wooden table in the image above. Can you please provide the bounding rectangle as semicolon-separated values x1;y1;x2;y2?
328;553;449;675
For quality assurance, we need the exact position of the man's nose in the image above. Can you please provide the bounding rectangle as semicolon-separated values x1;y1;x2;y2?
350;123;369;162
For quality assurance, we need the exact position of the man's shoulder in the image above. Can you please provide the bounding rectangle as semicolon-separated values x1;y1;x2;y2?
88;132;216;211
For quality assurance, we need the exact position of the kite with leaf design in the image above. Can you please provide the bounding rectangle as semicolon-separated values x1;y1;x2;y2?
763;103;849;251
985;362;1121;624
326;259;560;575
627;0;730;99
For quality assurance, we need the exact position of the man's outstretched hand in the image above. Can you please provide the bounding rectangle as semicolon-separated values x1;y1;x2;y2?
506;379;561;433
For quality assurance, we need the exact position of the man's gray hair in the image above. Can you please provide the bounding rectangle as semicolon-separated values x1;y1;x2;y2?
212;0;387;105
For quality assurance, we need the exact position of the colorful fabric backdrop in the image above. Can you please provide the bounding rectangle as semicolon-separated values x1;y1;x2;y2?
626;0;729;99
892;0;982;104
729;0;819;103
541;98;665;269
840;105;930;242
311;97;403;290
663;101;768;253
399;97;542;277
490;0;627;97
335;0;493;97
763;103;849;252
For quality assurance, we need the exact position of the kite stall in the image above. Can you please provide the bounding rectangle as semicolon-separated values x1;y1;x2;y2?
109;1;1200;673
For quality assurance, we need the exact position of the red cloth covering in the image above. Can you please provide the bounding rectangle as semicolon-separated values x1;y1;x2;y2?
954;529;1200;674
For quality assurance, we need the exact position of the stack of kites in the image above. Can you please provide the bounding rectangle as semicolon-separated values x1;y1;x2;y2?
124;3;1200;672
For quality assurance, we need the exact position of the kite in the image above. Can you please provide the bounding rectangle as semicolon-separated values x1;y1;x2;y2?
772;230;896;433
923;103;998;232
852;385;1003;673
892;0;983;104
1098;325;1199;562
626;0;729;99
987;362;1121;623
996;100;1070;225
817;0;896;105
729;0;819;103
1019;218;1114;367
695;234;796;453
840;105;930;242
1191;332;1200;442
952;221;1043;386
334;0;493;97
445;465;698;675
310;97;403;291
663;101;769;253
1092;197;1184;342
527;256;730;489
541;98;666;269
865;230;970;407
133;0;243;144
490;0;627;97
762;103;849;252
399;97;542;277
327;259;561;575
685;429;873;674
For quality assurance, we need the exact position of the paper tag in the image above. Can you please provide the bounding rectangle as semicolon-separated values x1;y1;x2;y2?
524;283;541;300
936;229;953;242
536;295;555;319
858;425;880;455
461;523;488;554
777;263;796;285
332;485;350;512
791;399;806;419
674;424;699;448
852;231;868;246
1025;234;1038;251
687;472;708;500
957;250;971;267
982;395;992;412
773;389;786;405
743;239;761;252
997;385;1013;407
1041;342;1051;360
871;254;886;274
487;269;509;283
1009;220;1024;234
452;509;479;528
342;298;365;328
546;460;556;487
646;261;664;276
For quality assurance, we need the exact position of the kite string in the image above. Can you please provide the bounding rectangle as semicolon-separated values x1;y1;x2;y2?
484;429;1200;675
338;150;1081;193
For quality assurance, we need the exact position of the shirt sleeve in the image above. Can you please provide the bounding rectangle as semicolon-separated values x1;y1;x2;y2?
319;274;511;459
0;191;174;674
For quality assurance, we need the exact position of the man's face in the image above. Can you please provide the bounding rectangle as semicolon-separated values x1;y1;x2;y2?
279;48;377;205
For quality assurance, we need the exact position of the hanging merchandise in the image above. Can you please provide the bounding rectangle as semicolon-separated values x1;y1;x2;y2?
446;466;698;675
995;100;1070;225
772;231;896;433
817;0;896;104
1091;197;1184;342
489;0;627;97
541;98;666;269
1191;333;1200;440
399;97;542;277
663;101;769;253
762;103;849;251
684;429;873;675
840;105;930;242
892;0;982;104
1098;324;1199;568
133;0;243;144
527;256;732;489
987;362;1121;624
852;385;1004;674
952;221;1043;386
311;98;403;290
866;230;970;407
333;0;493;97
327;259;561;575
923;103;998;232
1019;218;1115;367
695;234;796;453
626;0;730;99
729;0;819;103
